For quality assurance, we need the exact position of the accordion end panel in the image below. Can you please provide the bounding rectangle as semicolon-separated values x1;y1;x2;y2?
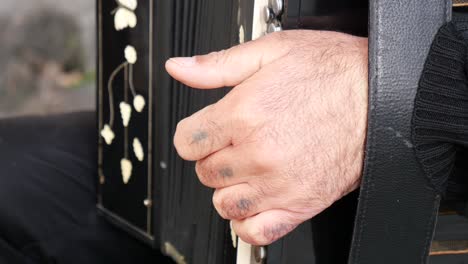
97;0;249;262
97;0;156;245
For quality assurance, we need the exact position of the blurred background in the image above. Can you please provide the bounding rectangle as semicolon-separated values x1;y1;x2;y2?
0;0;95;117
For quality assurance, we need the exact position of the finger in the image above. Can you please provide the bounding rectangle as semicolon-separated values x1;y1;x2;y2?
212;183;274;220
232;209;302;246
173;103;235;161
195;144;264;189
165;32;291;89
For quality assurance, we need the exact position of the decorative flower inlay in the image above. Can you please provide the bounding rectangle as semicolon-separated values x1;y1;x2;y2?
114;8;137;31
133;137;144;161
101;124;115;145
103;0;148;189
121;158;133;184
120;102;132;127
117;0;138;10
124;45;137;64
133;94;146;112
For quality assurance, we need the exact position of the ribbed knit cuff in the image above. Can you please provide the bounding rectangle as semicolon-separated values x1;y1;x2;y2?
412;21;468;194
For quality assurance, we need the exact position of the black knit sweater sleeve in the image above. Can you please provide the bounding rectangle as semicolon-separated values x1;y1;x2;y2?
412;15;468;195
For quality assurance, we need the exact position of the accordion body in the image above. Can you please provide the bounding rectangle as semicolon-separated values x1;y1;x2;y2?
97;1;250;262
97;0;368;263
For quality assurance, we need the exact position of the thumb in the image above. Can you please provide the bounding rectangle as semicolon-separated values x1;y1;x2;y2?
165;32;290;89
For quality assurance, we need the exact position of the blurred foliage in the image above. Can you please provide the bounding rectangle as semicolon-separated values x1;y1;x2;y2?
12;9;85;73
0;5;95;117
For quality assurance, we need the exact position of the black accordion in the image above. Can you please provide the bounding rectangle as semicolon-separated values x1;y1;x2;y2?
95;0;468;263
96;0;368;263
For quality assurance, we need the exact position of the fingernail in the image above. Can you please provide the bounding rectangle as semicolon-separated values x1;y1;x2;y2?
169;57;196;67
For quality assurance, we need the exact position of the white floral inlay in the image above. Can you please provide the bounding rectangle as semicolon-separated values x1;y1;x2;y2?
121;158;133;184
124;45;137;64
119;102;132;127
101;124;115;145
133;138;144;161
133;94;145;112
117;0;137;10
114;8;137;31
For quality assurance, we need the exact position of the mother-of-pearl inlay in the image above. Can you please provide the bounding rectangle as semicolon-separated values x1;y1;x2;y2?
121;158;133;184
99;0;155;237
125;45;138;64
117;0;138;10
101;124;115;145
114;8;137;31
133;137;144;161
120;102;132;127
133;94;146;112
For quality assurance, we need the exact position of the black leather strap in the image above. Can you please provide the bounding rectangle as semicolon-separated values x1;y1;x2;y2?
349;1;452;263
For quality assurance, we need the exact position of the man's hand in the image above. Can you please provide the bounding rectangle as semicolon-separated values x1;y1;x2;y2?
165;30;368;245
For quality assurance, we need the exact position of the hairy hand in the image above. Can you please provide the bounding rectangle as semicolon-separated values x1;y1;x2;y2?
166;30;368;245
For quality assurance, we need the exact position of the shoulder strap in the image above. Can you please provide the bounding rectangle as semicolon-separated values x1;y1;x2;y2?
349;1;452;263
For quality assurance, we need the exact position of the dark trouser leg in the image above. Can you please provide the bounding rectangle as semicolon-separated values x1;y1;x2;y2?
0;237;30;264
0;113;172;264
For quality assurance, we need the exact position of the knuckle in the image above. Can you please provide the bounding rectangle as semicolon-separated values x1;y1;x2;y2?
234;106;258;130
253;177;275;197
216;49;233;85
249;144;279;172
204;119;222;136
227;95;260;125
216;49;228;64
196;51;222;66
203;49;230;68
221;197;240;219
263;223;287;243
234;198;254;219
173;111;217;161
222;199;239;219
249;151;268;171
215;48;235;68
212;192;229;219
173;141;194;161
212;192;252;220
242;225;268;246
173;120;192;159
195;159;218;187
174;117;193;141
